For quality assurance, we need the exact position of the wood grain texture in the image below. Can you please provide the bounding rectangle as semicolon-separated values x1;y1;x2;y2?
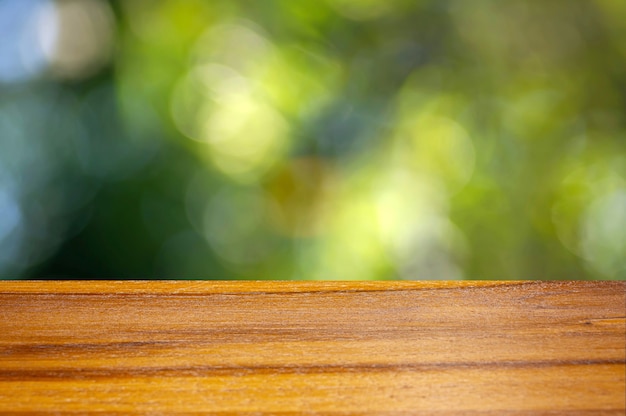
0;281;624;415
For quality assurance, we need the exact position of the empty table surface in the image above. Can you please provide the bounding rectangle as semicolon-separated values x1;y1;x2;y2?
0;281;624;414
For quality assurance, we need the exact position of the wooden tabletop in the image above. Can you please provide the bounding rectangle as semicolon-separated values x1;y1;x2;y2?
1;281;624;414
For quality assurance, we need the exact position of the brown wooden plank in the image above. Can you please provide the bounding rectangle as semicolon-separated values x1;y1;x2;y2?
0;281;624;414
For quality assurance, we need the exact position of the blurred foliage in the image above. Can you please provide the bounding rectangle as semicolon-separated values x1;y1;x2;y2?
0;0;625;279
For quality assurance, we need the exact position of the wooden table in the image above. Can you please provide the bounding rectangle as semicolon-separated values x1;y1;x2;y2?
1;281;624;414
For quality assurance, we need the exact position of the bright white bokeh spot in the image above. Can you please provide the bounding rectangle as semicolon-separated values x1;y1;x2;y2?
0;0;56;83
375;166;465;280
171;64;252;143
171;23;291;182
201;92;289;180
0;0;113;84
44;0;115;80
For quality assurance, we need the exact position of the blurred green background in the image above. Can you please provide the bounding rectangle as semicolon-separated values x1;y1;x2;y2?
1;0;625;280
